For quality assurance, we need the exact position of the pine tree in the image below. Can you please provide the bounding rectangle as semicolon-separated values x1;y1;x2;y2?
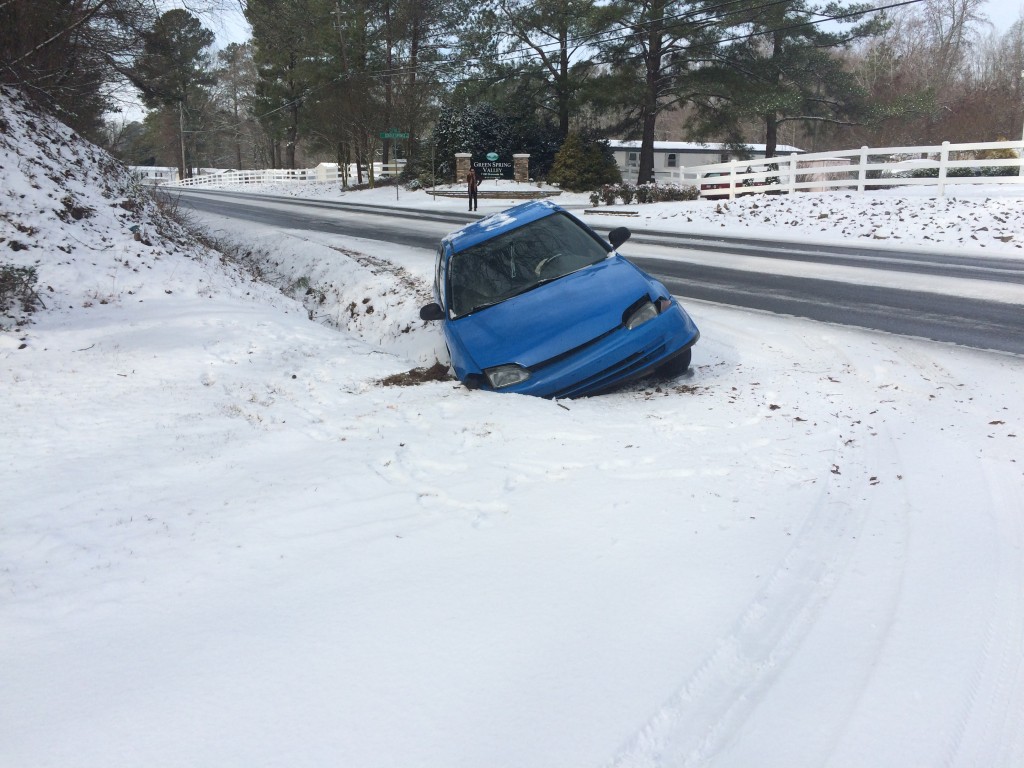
547;131;621;190
130;10;215;178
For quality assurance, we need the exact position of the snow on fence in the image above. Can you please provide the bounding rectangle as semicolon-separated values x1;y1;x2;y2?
141;140;1024;198
145;161;406;188
680;139;1024;199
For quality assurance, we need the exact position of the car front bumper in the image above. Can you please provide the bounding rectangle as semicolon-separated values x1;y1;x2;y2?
489;304;699;398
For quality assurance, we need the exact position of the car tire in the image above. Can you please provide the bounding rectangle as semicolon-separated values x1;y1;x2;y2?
659;347;692;379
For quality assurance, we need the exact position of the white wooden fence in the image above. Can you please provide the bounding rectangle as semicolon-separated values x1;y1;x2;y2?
680;139;1024;199
145;160;407;188
140;140;1024;198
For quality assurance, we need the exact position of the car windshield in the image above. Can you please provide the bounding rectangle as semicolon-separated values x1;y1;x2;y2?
448;213;610;317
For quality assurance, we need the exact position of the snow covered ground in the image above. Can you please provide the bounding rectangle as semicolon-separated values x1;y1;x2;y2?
3;87;1024;767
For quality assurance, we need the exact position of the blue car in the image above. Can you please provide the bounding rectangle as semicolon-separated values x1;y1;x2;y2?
419;200;700;398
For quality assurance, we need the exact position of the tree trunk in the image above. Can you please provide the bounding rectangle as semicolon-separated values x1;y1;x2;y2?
637;2;665;185
763;29;783;158
408;8;421;165
558;18;570;139
382;0;393;167
764;117;778;159
286;94;299;168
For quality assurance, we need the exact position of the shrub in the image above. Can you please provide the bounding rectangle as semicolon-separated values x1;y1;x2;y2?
589;181;700;205
652;183;700;202
1;263;44;328
908;166;1018;178
548;132;622;192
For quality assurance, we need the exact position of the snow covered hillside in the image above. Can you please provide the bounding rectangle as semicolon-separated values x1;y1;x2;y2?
3;87;1024;768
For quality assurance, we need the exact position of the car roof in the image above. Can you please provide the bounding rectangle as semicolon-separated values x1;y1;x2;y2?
443;199;564;253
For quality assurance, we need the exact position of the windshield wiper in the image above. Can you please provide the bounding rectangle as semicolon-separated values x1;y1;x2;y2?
460;299;505;316
458;274;570;317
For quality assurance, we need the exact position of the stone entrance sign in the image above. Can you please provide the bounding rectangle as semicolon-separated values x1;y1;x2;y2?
455;152;530;183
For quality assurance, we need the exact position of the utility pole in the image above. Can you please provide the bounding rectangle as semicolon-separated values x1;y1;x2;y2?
333;0;349;71
178;100;187;181
1019;70;1024;178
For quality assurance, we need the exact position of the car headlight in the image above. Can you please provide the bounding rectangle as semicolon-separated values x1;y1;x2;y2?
484;363;531;389
624;299;659;330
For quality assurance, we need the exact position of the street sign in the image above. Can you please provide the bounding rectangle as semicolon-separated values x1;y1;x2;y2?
380;130;409;139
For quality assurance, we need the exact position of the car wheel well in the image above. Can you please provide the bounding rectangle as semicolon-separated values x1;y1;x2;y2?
658;347;692;379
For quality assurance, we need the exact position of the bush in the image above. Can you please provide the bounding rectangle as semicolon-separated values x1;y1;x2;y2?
1;263;44;328
589;182;699;205
548;132;622;192
907;166;1019;179
652;183;700;202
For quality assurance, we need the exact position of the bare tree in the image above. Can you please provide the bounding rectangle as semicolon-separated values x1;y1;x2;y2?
0;0;234;140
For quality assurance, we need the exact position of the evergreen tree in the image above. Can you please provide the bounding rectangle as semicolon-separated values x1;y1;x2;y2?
595;0;727;183
212;43;259;170
430;102;562;182
478;0;617;139
245;0;324;168
431;103;514;180
695;0;887;157
547;131;621;190
130;10;215;178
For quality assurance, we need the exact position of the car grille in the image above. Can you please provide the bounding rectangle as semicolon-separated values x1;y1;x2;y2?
529;325;620;372
547;342;667;399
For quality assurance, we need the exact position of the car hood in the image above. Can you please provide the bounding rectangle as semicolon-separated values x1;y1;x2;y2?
451;255;655;370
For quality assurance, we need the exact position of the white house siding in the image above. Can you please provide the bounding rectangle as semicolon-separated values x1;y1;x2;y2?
607;140;804;184
131;166;179;185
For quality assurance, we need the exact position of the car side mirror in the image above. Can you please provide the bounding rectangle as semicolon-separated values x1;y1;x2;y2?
419;302;445;321
608;226;631;249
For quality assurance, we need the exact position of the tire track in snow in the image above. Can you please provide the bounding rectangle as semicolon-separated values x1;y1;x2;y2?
928;445;1024;767
607;471;867;766
605;337;887;767
609;335;1024;768
872;342;1024;767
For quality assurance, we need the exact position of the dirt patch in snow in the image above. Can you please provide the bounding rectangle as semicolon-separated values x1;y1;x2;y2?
377;361;454;387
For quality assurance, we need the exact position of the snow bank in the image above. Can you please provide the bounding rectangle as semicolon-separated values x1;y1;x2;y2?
3;87;1024;768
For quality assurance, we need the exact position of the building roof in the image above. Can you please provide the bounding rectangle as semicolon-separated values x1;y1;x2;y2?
607;140;804;154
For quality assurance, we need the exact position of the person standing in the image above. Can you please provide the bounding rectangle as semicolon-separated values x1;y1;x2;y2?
467;166;479;211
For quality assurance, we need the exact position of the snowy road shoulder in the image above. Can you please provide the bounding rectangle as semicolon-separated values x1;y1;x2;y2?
3;88;1024;767
4;217;1023;766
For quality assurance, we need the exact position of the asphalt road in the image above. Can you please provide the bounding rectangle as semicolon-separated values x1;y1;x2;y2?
171;187;1024;356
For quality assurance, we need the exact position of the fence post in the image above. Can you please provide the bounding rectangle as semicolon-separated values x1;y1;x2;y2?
788;153;797;195
938;141;949;197
858;146;868;192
